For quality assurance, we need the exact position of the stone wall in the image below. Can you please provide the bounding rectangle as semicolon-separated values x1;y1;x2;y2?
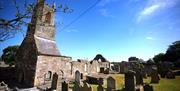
15;35;38;87
34;55;72;86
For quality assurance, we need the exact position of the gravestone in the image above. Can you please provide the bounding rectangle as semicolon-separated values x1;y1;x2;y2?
166;71;175;79
97;85;104;91
120;62;127;73
135;70;143;85
62;81;68;91
107;76;116;91
75;71;81;84
159;62;173;78
150;69;159;83
125;70;135;91
51;73;58;90
80;82;92;91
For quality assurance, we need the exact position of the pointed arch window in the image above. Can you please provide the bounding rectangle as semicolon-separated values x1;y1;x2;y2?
45;12;51;23
45;71;52;80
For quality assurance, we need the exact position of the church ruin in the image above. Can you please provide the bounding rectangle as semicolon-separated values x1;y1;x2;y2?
15;0;110;90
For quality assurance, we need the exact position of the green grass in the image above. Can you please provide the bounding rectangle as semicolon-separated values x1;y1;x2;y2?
90;84;98;91
69;74;180;91
144;76;180;91
90;74;124;91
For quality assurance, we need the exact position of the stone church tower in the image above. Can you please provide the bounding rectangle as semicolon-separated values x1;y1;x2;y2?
15;0;72;87
15;0;103;89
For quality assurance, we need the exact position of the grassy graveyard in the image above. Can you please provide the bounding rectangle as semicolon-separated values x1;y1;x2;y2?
89;74;180;91
144;76;180;91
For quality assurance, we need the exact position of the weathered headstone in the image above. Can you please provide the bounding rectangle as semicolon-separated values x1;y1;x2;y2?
135;70;143;85
51;73;58;90
150;69;159;83
125;70;135;91
75;71;81;84
166;71;175;79
107;76;116;91
62;81;68;91
159;62;173;78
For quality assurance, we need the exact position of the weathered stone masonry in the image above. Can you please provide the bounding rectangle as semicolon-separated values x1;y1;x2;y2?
15;0;110;89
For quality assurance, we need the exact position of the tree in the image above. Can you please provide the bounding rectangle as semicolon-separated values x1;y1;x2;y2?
1;45;19;65
0;0;73;42
0;0;35;42
153;53;165;64
165;40;180;62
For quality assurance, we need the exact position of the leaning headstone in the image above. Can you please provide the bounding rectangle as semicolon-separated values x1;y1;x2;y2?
80;82;92;91
135;70;143;85
107;76;116;91
125;70;135;91
166;71;175;79
150;68;160;83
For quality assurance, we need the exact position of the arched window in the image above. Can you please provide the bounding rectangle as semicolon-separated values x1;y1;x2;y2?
45;12;51;23
84;63;87;72
59;70;64;79
45;71;52;80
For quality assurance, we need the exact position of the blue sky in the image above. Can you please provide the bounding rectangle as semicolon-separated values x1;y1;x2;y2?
0;0;180;62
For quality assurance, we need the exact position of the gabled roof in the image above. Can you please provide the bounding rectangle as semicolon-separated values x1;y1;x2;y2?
35;36;61;56
93;54;108;62
90;54;109;63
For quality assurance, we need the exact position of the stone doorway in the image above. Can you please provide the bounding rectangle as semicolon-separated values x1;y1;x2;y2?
100;67;105;73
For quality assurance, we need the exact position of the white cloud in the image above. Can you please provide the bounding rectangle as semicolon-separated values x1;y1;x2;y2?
146;37;153;40
137;0;178;22
141;4;160;16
